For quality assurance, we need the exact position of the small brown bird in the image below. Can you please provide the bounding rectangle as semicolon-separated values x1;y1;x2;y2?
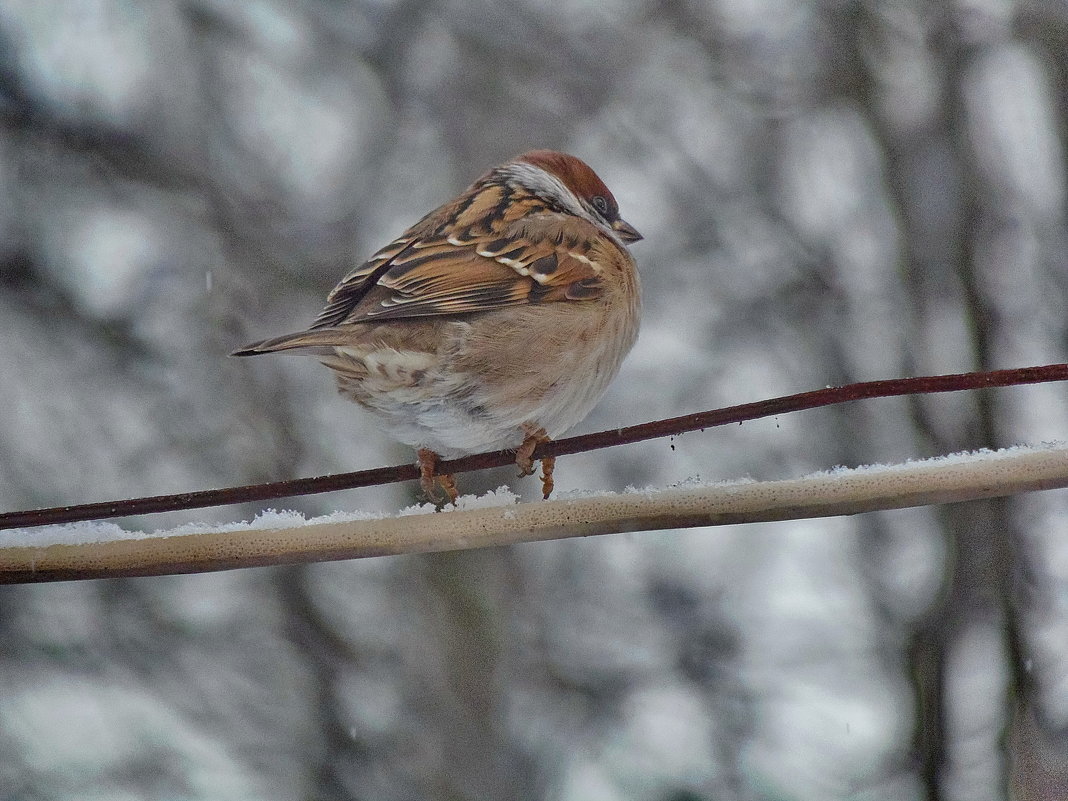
233;150;642;502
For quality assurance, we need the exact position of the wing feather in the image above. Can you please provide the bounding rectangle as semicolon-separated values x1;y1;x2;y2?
311;237;418;329
310;210;612;326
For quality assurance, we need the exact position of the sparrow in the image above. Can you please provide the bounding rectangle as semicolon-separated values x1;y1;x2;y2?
233;149;642;502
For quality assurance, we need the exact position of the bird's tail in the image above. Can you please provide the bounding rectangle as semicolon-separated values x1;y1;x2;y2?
230;328;351;357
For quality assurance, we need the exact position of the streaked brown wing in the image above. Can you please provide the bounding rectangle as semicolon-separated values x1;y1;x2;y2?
313;215;608;326
311;236;417;329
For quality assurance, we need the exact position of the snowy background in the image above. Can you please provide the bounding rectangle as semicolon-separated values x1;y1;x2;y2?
2;1;1068;799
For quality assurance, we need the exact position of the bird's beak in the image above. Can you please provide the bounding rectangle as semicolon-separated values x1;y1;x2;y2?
611;218;643;244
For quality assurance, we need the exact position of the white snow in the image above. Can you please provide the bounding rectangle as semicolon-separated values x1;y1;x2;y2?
2;488;521;547
2;507;389;548
395;486;520;517
2;442;1066;549
814;439;1068;477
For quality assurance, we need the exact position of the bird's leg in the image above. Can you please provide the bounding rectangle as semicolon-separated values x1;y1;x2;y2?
437;472;459;504
517;425;555;499
514;439;537;477
417;448;458;505
417;448;441;502
539;456;556;500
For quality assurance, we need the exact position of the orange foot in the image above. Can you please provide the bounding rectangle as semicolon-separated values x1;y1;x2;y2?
416;448;458;505
516;425;556;500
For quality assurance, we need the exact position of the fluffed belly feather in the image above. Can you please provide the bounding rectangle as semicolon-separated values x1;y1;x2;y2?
319;302;638;457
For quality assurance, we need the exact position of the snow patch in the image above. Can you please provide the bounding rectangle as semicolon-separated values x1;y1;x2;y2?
812;440;1068;478
3;443;1066;549
3;489;522;547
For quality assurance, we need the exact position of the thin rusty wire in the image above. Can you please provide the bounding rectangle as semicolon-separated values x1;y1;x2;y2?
2;363;1066;531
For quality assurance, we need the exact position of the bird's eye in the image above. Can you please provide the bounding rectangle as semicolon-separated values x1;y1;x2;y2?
591;195;610;215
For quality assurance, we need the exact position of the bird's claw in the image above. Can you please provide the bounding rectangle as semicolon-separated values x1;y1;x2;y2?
417;448;458;506
516;426;555;499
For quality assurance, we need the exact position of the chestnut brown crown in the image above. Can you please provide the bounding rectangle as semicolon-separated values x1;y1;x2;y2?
507;150;642;244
